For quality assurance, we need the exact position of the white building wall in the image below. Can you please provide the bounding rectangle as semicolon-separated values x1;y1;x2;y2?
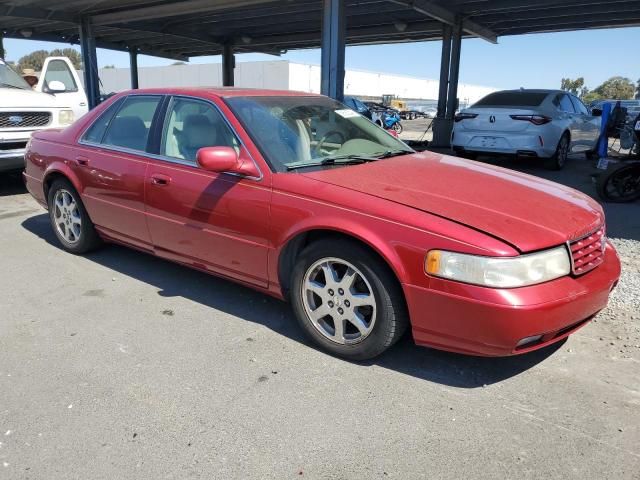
95;60;495;104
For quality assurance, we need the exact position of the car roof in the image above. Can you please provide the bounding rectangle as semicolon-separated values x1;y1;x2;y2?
491;89;563;95
117;87;320;98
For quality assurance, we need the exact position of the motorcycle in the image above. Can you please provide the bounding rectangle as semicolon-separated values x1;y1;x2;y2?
596;113;640;203
381;110;403;134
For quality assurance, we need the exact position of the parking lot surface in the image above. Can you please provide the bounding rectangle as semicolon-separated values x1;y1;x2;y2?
1;154;639;479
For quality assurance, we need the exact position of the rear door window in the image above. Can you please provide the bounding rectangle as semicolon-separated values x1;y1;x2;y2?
474;91;548;107
82;98;124;144
102;95;162;152
558;94;576;113
570;96;589;115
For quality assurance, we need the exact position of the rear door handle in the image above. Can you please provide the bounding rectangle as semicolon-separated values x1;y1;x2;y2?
150;173;171;186
76;156;90;166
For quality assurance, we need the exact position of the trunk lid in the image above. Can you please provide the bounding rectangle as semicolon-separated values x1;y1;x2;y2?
457;108;539;133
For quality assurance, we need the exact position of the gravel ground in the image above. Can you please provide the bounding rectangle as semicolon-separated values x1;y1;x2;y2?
600;238;640;357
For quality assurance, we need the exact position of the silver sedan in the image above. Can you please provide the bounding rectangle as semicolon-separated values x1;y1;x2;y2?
451;89;601;170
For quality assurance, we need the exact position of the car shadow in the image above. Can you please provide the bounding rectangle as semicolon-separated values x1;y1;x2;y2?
22;213;564;389
0;172;27;196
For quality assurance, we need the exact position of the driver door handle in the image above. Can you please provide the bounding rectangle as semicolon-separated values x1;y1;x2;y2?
150;173;171;186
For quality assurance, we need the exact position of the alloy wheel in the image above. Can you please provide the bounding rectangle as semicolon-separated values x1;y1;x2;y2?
53;189;82;244
301;257;377;345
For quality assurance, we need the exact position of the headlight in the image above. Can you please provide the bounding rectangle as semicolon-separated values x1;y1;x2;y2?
425;246;571;288
58;110;75;126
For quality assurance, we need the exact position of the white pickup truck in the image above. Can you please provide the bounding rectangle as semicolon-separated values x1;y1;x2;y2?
0;56;88;173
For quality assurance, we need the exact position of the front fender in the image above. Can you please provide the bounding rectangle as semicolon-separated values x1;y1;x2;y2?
274;214;410;286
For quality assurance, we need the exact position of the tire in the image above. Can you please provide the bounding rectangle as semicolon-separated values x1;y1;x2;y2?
47;178;102;254
290;239;408;360
596;163;640;203
544;133;570;170
392;122;403;134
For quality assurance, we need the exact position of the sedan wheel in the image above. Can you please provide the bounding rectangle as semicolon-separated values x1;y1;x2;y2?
302;258;377;345
53;189;82;244
291;239;408;360
545;134;569;170
47;178;102;254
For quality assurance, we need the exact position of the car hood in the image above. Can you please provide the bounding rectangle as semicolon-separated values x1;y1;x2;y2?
300;152;604;252
0;88;61;108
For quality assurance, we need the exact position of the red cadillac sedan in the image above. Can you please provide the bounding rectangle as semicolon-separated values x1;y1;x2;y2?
23;88;621;360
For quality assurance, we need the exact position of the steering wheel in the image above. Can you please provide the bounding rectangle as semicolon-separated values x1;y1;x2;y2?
313;130;346;156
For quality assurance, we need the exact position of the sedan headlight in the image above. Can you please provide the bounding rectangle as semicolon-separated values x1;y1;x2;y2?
426;246;571;288
58;109;75;126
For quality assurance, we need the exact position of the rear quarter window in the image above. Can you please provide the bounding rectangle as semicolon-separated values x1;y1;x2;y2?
474;91;549;107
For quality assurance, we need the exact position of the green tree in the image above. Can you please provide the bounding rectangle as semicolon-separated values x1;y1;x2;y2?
17;48;82;72
636;78;640;99
561;77;586;96
592;76;635;100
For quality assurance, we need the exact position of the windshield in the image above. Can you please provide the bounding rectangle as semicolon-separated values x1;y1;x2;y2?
0;60;31;90
226;95;413;172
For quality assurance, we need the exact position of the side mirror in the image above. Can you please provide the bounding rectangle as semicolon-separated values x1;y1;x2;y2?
591;108;602;117
197;146;240;172
47;80;67;93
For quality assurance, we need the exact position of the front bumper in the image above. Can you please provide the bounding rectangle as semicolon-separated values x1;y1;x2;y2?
0;145;27;172
404;242;621;356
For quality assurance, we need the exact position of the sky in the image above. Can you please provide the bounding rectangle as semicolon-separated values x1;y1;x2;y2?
3;26;639;91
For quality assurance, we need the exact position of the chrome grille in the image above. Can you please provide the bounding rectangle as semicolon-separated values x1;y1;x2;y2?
0;112;51;128
569;226;605;275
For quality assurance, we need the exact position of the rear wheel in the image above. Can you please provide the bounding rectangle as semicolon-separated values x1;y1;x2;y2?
47;178;102;254
544;133;570;170
291;239;408;360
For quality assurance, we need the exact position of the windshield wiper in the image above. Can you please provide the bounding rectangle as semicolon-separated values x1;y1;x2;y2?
286;154;379;171
373;149;414;159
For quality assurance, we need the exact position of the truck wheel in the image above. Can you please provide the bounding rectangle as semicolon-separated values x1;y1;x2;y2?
290;239;408;360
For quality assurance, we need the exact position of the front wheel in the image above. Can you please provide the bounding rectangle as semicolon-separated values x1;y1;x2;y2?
47;178;102;254
392;122;403;134
290;239;408;360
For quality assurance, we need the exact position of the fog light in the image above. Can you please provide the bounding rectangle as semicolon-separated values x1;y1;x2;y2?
516;335;543;348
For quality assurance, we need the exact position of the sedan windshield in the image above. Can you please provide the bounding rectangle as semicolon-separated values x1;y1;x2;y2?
0;60;31;90
226;95;413;172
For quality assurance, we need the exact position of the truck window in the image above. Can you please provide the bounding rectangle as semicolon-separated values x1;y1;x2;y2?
43;59;78;93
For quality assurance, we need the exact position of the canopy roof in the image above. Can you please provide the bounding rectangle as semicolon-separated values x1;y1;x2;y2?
1;0;640;60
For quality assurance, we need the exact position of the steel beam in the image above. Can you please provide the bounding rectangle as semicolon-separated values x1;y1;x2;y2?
436;25;452;119
0;33;4;59
446;22;463;120
92;0;273;26
129;48;139;89
79;17;100;109
388;0;497;43
320;0;346;101
222;43;235;87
